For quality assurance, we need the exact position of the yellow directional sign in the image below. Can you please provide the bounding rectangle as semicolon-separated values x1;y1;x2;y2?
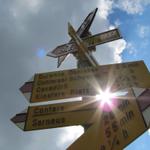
30;61;150;103
68;22;99;67
48;28;122;58
67;89;147;150
24;99;99;131
83;28;121;48
25;107;96;131
67;112;108;150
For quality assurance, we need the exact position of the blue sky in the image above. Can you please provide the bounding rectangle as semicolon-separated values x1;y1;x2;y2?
0;0;150;150
108;4;150;150
109;5;150;70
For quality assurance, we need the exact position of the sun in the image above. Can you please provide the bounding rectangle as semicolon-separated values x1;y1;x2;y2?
95;88;128;112
96;89;115;103
95;89;118;112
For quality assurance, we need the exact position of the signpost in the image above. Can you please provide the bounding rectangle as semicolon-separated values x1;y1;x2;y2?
68;22;99;67
11;88;150;149
25;108;96;131
11;99;99;131
20;61;150;103
11;88;150;132
47;28;122;58
55;8;98;68
11;7;150;150
67;90;148;150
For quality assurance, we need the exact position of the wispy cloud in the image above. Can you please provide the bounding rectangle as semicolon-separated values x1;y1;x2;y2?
137;25;150;38
97;0;113;19
126;42;137;56
108;38;126;63
97;0;150;16
58;126;84;149
148;129;150;136
114;19;122;27
11;0;42;16
114;0;150;15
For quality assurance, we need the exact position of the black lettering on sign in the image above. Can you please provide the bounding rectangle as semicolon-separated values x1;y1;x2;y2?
100;145;106;150
35;92;66;99
32;118;66;127
70;88;92;95
33;106;65;115
103;114;110;126
118;100;130;111
120;110;134;126
105;127;111;138
110;136;120;150
104;121;119;140
112;121;118;132
115;138;120;146
109;112;115;120
122;129;129;139
38;74;48;79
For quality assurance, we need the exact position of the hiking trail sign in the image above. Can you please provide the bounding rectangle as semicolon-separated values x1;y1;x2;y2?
11;8;150;150
20;61;150;103
11;88;150;150
67;89;148;150
48;28;122;58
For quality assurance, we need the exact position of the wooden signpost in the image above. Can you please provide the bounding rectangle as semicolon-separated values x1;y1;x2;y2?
11;8;150;150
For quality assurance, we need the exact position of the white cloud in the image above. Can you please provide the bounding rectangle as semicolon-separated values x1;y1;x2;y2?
93;37;126;65
57;126;84;149
11;0;42;19
137;25;150;38
114;19;122;27
148;129;150;136
126;42;137;56
114;0;150;15
97;0;150;16
108;39;126;63
97;0;113;19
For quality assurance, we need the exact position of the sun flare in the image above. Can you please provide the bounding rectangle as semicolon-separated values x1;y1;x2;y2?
96;89;117;112
96;89;115;104
95;88;128;112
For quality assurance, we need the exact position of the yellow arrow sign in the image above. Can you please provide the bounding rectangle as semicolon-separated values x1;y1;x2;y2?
48;28;122;58
24;99;99;131
28;61;150;103
25;108;96;131
68;22;99;67
67;89;147;150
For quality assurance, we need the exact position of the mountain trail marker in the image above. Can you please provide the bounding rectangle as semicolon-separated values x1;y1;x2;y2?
11;8;150;150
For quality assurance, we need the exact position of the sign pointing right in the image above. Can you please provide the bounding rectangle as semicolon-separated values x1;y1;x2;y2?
20;61;150;103
48;28;122;58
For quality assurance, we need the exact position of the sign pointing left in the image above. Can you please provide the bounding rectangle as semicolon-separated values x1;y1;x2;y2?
11;88;150;149
11;99;99;131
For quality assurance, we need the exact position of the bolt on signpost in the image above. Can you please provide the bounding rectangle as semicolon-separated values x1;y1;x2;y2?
11;8;150;150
